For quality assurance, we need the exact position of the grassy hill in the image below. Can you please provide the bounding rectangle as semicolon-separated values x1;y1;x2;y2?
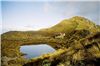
40;16;99;35
1;16;100;66
2;16;99;40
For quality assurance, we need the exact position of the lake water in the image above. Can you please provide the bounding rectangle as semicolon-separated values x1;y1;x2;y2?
20;44;55;59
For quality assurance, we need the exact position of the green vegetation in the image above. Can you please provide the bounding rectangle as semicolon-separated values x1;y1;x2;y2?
1;16;100;66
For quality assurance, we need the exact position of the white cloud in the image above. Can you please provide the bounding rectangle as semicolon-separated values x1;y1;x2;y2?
43;2;53;13
2;25;37;33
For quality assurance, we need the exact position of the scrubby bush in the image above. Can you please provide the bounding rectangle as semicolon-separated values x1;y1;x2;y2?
42;59;51;66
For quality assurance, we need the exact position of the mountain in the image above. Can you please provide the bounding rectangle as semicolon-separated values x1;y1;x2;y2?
2;16;99;39
1;16;100;66
40;16;99;35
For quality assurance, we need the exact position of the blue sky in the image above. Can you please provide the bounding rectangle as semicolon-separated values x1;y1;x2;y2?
1;1;100;33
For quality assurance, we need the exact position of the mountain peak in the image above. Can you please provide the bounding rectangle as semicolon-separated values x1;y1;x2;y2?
70;16;92;23
71;16;87;19
43;16;98;34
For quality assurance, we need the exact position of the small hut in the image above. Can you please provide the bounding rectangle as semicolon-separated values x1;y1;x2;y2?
55;33;65;39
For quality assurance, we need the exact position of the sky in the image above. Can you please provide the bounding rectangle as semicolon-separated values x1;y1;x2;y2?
1;1;100;33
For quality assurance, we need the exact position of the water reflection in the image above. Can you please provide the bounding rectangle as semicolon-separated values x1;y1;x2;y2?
20;44;55;59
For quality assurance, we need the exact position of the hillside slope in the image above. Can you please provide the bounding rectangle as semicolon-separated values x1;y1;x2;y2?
1;16;100;66
40;16;99;35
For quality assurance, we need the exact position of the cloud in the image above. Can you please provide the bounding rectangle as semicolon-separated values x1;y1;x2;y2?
43;2;52;13
2;25;36;33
